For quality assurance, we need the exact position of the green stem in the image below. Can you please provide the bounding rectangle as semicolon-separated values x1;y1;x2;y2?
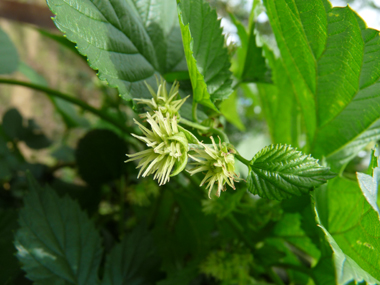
192;102;199;123
0;78;133;135
235;152;251;166
180;118;229;143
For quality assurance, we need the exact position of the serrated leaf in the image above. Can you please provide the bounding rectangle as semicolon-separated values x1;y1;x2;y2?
46;0;186;101
101;225;160;285
0;26;19;74
263;0;380;158
247;144;335;200
177;0;233;110
314;177;380;284
230;14;270;83
14;174;103;285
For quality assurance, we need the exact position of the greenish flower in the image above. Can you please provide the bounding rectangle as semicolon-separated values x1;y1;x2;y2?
188;137;240;198
125;110;188;185
134;77;189;119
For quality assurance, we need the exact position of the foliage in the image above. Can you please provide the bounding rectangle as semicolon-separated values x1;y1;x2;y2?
0;0;380;284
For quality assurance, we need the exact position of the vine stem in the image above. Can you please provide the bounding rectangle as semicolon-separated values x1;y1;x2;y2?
192;102;199;122
0;78;134;135
235;152;251;166
180;117;230;143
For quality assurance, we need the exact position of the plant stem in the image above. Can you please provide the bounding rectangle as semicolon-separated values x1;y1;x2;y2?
0;78;133;135
180;118;229;143
192;102;199;122
235;152;251;166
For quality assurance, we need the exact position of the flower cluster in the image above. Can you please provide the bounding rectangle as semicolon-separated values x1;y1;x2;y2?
126;78;240;198
188;137;240;198
125;111;188;185
134;77;189;120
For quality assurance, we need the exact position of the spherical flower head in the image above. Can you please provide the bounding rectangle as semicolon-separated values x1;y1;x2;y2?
188;137;240;198
125;110;188;185
134;77;189;120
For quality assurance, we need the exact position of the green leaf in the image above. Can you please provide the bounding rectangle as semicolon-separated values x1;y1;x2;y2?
357;168;380;217
257;46;299;146
177;0;233;110
367;148;379;175
247;144;335;200
230;14;270;83
314;177;380;283
76;129;127;185
46;0;186;102
325;119;380;172
272;212;320;260
15;174;103;285
0;26;19;74
263;0;380;158
101;225;160;285
220;91;245;131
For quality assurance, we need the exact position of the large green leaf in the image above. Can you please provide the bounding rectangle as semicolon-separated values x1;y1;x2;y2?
264;0;380;159
314;177;380;283
101;225;160;285
247;144;335;200
230;13;270;83
257;46;299;146
15;174;103;285
325;119;380;172
177;0;233;110
0;26;19;74
46;0;186;101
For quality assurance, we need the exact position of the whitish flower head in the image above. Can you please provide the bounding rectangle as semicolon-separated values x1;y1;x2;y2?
125;110;188;185
188;137;240;198
134;77;189;119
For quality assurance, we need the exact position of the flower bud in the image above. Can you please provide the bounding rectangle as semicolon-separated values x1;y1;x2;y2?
134;77;189;120
126;110;188;185
188;137;240;198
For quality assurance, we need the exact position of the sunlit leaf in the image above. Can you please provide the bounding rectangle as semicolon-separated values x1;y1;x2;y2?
247;144;335;200
177;0;233;110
